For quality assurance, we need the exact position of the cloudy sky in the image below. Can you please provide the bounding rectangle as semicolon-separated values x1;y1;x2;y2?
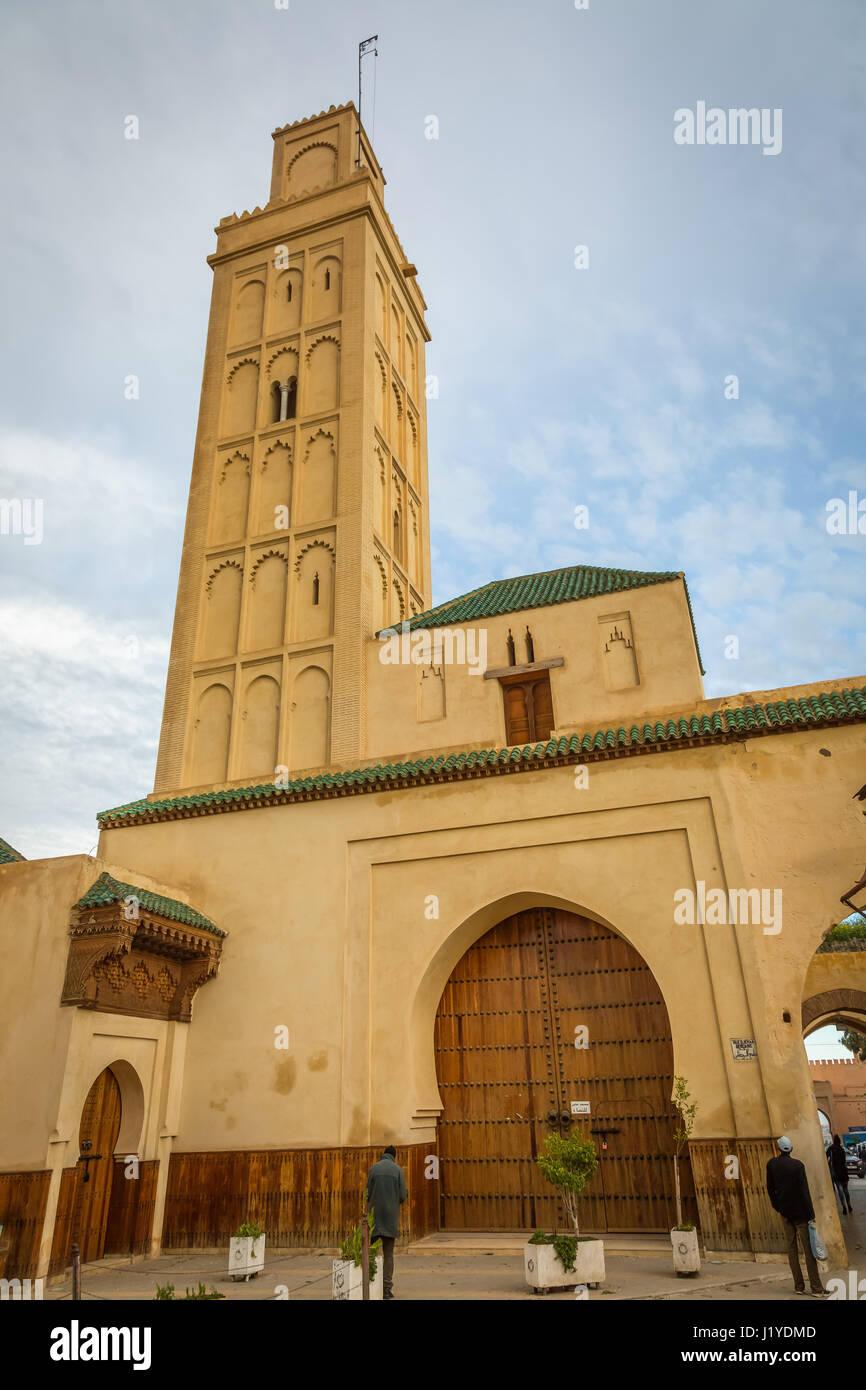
0;0;864;861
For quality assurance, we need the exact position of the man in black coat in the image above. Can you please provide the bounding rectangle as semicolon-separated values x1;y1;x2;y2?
766;1135;827;1297
366;1146;407;1301
829;1134;853;1214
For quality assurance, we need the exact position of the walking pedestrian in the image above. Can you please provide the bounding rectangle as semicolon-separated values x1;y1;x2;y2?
765;1135;828;1298
829;1134;853;1214
365;1145;407;1300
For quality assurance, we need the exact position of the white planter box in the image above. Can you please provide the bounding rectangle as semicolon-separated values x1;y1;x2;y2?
671;1227;701;1276
524;1239;605;1293
331;1257;384;1301
229;1233;265;1281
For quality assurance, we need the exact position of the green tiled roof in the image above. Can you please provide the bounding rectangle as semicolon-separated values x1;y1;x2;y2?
398;564;705;675
0;837;25;865
97;684;866;829
75;871;225;936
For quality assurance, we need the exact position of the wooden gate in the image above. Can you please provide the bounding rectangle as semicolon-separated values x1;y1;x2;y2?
435;907;694;1232
70;1067;122;1263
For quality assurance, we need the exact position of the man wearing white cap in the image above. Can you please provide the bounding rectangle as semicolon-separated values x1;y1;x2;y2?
765;1136;827;1297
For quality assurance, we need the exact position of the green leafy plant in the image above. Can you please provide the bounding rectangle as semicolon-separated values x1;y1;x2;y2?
184;1282;225;1300
529;1227;591;1271
339;1210;381;1282
535;1132;598;1237
672;1075;697;1229
154;1282;175;1300
234;1220;263;1241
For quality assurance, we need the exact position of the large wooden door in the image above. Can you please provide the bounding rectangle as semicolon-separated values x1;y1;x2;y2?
71;1068;122;1262
435;908;689;1232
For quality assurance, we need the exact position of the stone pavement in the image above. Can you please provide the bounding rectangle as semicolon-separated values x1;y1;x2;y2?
42;1179;864;1304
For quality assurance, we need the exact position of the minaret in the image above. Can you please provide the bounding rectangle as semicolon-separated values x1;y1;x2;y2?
153;103;431;793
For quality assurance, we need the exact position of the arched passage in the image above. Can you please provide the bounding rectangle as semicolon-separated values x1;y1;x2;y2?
803;988;866;1038
434;905;694;1233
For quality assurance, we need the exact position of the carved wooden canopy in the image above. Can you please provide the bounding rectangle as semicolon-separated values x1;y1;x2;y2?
61;875;225;1023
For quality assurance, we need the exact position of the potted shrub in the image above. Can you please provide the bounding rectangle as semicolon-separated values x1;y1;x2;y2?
229;1219;266;1281
332;1212;383;1301
524;1132;605;1293
671;1075;700;1276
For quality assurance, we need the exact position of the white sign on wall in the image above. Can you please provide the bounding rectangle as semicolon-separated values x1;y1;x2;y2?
730;1038;758;1060
570;1100;591;1115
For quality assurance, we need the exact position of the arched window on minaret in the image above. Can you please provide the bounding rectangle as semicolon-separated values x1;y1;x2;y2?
393;508;402;559
286;279;293;303
273;377;297;423
506;629;516;666
312;571;320;606
525;626;535;664
324;268;331;291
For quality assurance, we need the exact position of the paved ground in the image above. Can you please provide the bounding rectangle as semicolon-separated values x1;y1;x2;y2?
43;1178;864;1303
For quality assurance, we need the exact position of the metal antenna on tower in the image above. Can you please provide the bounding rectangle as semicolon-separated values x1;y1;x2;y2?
357;35;378;169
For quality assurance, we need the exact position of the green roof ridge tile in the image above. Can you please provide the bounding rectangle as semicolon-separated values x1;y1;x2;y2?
74;871;225;936
96;682;866;827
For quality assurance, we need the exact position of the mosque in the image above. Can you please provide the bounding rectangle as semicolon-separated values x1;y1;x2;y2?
1;102;864;1281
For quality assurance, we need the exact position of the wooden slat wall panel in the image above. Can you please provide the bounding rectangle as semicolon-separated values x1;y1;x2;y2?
162;1142;436;1249
689;1138;787;1254
104;1159;159;1257
689;1140;749;1251
49;1168;81;1276
0;1170;51;1280
739;1140;788;1254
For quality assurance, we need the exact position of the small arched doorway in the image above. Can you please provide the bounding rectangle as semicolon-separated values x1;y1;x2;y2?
434;906;694;1232
71;1067;122;1262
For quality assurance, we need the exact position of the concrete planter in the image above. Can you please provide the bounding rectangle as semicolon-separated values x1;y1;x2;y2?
229;1233;265;1281
524;1238;605;1293
331;1257;384;1301
671;1227;701;1276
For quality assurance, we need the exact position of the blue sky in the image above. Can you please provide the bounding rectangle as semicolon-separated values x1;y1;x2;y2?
0;0;864;860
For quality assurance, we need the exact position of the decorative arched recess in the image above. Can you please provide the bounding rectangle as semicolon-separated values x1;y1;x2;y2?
293;540;335;642
305;336;340;415
375;274;387;342
375;446;388;537
201;561;243;659
298;429;336;523
247;550;288;651
390;380;404;453
390;305;402;369
210;451;251;544
190;682;232;785
270;267;303;336
222;358;259;437
391;576;406;623
230;279;265;346
257;441;292;535
372;552;388;631
311;255;341;320
374;352;387;430
287;142;337;198
289;664;330;769
239;673;281;778
803;988;866;1037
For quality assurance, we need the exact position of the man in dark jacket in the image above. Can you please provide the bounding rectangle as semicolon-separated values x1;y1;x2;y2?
829;1134;853;1214
766;1135;827;1297
366;1146;407;1300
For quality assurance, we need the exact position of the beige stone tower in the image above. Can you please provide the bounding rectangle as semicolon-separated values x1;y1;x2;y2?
153;103;431;794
